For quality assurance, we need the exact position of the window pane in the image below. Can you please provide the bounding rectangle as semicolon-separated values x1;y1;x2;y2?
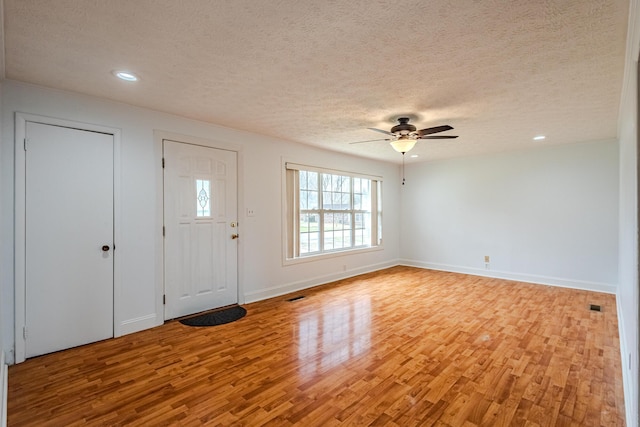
356;178;371;212
196;179;211;217
309;230;320;252
354;178;361;193
333;193;341;209
323;212;353;250
361;179;370;193
301;172;319;210
341;193;350;209
330;174;338;191
323;191;332;209
299;170;307;189
301;189;319;211
341;176;351;192
321;174;351;210
300;171;318;191
300;190;308;210
322;174;331;191
323;212;333;250
354;212;370;246
308;173;318;190
343;229;352;249
300;213;320;254
308;191;318;210
361;195;371;211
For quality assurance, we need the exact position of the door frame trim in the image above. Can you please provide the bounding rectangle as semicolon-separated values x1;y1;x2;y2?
154;130;244;322
14;113;122;363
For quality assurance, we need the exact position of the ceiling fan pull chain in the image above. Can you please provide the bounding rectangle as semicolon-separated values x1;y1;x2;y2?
402;152;406;185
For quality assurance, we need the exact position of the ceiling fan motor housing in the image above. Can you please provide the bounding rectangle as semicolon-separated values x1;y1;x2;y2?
391;117;417;136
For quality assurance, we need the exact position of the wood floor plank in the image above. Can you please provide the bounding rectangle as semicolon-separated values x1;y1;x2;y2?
8;267;626;426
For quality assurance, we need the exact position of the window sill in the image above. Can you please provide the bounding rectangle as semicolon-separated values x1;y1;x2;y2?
283;245;384;266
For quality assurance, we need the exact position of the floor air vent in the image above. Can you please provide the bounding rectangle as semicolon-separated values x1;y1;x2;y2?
287;296;305;302
589;304;602;312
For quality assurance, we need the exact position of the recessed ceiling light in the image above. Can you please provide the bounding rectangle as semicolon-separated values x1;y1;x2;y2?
113;70;139;82
533;135;546;141
410;154;419;158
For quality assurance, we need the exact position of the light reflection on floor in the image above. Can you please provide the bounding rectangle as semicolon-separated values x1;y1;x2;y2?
297;296;371;377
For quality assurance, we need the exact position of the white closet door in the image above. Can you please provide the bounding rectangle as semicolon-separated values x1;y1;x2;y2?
25;121;114;358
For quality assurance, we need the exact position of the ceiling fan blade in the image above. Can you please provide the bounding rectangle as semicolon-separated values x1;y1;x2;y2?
418;125;454;136
349;138;391;145
420;135;459;139
367;127;395;136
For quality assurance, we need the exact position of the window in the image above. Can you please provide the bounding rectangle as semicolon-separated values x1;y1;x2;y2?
285;163;382;260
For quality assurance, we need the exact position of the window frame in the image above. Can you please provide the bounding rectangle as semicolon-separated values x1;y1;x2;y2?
283;162;383;264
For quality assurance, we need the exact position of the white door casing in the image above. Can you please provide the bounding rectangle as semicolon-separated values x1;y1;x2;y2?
24;121;114;358
163;140;238;319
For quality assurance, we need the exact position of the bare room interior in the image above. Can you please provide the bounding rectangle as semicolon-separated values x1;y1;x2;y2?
0;0;639;426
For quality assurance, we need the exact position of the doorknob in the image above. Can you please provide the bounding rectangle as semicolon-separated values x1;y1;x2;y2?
231;234;239;240
102;245;110;252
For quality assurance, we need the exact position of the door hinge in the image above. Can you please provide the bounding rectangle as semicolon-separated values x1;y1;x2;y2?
163;295;166;305
163;226;165;237
23;326;28;339
23;138;28;151
162;158;165;168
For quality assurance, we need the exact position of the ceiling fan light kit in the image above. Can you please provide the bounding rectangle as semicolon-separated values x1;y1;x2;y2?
390;137;417;153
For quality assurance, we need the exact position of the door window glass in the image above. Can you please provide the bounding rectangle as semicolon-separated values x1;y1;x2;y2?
196;179;211;217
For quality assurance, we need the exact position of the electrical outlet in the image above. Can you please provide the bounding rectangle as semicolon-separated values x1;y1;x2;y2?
246;208;256;217
484;255;490;263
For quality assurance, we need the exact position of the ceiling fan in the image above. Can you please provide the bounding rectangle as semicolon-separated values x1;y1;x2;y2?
350;117;458;153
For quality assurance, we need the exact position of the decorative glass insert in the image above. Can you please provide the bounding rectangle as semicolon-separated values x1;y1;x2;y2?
196;179;211;217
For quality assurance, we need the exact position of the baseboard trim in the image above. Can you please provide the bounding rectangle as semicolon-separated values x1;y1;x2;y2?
399;260;617;294
1;351;7;427
245;259;617;303
243;260;399;303
119;313;160;335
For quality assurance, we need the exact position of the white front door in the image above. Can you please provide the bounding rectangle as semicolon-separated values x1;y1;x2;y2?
25;121;114;358
163;140;238;319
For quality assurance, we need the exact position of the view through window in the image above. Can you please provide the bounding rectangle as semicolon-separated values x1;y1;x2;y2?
286;163;382;259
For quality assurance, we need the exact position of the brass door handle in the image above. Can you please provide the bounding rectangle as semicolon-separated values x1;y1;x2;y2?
231;234;239;240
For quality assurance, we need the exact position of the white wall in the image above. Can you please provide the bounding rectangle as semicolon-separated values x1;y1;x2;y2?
618;68;639;426
0;80;401;364
617;0;639;423
399;141;619;293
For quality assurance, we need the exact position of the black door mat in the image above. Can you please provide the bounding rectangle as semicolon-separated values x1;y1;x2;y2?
179;305;247;327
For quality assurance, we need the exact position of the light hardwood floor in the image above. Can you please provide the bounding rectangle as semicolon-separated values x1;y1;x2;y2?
8;267;625;426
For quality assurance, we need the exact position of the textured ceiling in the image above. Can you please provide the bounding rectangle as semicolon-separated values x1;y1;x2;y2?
1;0;630;163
